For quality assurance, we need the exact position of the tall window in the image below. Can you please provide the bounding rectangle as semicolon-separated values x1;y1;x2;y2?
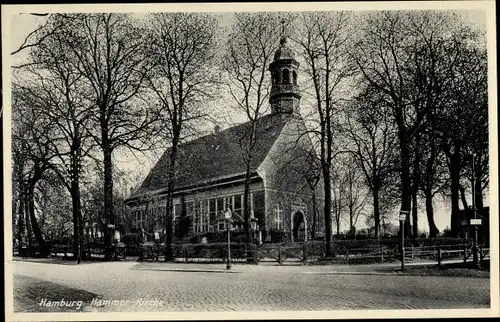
274;203;283;230
217;197;226;231
292;70;297;84
209;199;216;231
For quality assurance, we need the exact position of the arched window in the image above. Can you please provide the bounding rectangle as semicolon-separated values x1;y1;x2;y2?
282;69;290;84
292;70;297;84
274;203;283;230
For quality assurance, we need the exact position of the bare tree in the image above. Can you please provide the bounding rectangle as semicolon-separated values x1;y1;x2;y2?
223;13;283;250
343;85;398;238
11;84;62;253
50;13;157;258
143;12;220;260
294;11;355;256
353;11;473;236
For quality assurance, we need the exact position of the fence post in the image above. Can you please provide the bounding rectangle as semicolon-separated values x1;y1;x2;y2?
278;245;282;265
253;244;258;265
381;246;384;262
463;244;467;263
346;249;349;265
437;247;441;267
184;248;188;263
411;245;414;261
479;245;484;268
303;243;308;265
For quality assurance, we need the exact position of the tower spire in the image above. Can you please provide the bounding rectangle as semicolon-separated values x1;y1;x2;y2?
269;18;301;115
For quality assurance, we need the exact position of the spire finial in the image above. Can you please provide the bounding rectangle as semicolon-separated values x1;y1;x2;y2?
280;18;287;45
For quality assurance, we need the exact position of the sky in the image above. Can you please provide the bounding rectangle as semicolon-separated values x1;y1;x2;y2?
6;7;492;234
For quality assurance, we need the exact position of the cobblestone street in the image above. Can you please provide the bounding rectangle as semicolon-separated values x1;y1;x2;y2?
12;260;490;312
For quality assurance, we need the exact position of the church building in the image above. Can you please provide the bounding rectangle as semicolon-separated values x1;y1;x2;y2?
125;32;324;244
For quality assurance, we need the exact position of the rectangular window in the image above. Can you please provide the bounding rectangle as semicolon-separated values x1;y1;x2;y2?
234;194;242;211
209;199;216;228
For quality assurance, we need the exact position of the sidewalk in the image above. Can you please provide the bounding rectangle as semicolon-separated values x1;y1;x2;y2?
13;255;488;275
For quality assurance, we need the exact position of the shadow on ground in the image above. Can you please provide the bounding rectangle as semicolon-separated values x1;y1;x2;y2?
14;275;100;312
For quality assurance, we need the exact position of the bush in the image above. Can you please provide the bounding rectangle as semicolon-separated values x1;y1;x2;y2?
269;230;291;243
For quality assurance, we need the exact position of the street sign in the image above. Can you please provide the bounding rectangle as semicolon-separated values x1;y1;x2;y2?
399;210;409;221
470;219;482;225
224;209;232;219
107;224;115;229
154;232;160;240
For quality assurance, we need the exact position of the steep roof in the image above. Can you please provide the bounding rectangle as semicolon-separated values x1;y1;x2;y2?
131;113;290;198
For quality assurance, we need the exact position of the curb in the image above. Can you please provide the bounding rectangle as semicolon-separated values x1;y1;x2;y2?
132;267;241;274
303;271;397;276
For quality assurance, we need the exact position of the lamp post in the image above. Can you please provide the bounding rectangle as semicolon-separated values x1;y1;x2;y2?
399;210;409;271
224;209;233;270
471;153;481;269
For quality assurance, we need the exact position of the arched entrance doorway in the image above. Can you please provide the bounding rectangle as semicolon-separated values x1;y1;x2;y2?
291;211;307;242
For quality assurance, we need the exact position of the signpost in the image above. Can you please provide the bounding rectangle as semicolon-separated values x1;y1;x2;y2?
399;210;409;271
224;209;232;270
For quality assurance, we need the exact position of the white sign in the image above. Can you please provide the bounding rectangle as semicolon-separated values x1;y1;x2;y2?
224;210;232;219
114;231;121;242
399;210;409;221
470;219;482;225
154;232;160;240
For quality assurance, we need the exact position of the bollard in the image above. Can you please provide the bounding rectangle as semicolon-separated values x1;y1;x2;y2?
253;244;258;265
346;249;349;265
437;247;441;267
303;243;308;265
381;247;384;262
411;245;414;260
463;244;467;263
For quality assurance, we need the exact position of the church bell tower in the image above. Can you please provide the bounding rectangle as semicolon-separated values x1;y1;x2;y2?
269;20;301;115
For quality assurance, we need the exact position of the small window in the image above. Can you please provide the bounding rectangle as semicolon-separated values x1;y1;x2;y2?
292;70;297;84
283;69;290;84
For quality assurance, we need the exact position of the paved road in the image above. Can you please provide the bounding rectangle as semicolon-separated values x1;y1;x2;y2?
12;260;490;312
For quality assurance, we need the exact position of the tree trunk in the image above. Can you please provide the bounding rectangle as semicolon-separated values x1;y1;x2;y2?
411;190;418;238
323;166;333;257
399;134;412;236
17;185;26;252
424;188;439;237
27;184;45;248
474;174;484;212
459;184;468;210
373;187;380;238
103;144;114;260
311;187;317;240
164;139;178;262
70;160;82;263
411;134;420;238
449;150;461;237
243;162;254;261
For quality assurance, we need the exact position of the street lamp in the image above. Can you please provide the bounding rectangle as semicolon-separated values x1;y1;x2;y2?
399;210;409;271
224;209;233;270
471;153;481;269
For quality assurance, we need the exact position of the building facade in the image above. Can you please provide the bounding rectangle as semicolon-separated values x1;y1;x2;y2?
125;33;324;243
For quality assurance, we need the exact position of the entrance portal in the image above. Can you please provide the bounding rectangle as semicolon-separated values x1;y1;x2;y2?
292;211;306;242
